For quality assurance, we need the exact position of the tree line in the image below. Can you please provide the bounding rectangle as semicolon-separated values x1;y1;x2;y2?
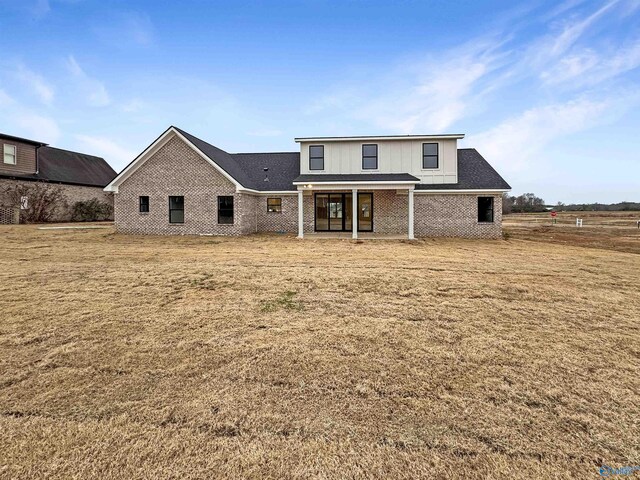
502;193;640;214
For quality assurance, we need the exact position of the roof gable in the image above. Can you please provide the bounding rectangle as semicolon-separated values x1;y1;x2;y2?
105;126;300;193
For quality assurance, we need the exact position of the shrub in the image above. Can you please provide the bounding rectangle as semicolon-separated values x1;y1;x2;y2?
71;198;113;222
0;182;68;223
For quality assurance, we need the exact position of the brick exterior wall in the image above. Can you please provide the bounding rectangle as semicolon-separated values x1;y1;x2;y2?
300;190;502;238
114;135;258;236
414;193;502;239
0;178;113;222
112;135;502;238
256;194;298;233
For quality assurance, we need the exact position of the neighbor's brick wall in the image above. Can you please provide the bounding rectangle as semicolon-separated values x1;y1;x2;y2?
114;135;258;235
414;193;502;238
256;194;298;233
0;178;113;222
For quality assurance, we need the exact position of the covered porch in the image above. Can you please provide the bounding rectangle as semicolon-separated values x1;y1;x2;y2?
292;174;420;240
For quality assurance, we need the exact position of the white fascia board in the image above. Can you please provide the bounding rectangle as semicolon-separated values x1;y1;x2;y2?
293;181;418;185
294;134;465;143
171;129;243;189
104;127;175;192
104;126;244;193
296;182;416;191
413;189;511;194
237;189;298;195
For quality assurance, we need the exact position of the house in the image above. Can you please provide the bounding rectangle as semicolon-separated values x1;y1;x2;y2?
104;126;511;238
0;132;116;223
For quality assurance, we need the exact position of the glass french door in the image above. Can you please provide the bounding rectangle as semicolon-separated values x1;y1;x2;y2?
314;193;372;232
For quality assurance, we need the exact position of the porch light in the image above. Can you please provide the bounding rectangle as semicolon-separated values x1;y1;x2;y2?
307;184;312;188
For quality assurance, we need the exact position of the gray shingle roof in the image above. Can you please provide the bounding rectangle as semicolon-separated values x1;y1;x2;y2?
36;147;117;187
294;173;419;183
174;126;301;191
173;127;509;192
415;149;511;190
0;145;116;187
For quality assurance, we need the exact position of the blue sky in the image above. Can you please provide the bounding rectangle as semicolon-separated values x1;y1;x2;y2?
0;0;639;203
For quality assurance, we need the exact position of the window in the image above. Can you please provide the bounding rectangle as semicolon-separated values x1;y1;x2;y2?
309;145;324;170
218;196;234;224
422;143;438;169
362;144;378;170
3;144;16;165
478;197;494;223
169;196;184;223
139;196;149;213
267;197;282;213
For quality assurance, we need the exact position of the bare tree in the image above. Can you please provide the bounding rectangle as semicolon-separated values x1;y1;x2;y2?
0;182;68;223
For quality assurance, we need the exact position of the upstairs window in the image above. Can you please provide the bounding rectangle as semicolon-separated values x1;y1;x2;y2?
309;145;324;170
362;144;378;170
139;196;149;213
169;196;184;223
218;196;234;224
422;143;438;169
267;197;282;213
3;144;16;165
478;197;494;223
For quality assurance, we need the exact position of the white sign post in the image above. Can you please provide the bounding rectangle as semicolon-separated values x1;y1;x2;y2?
20;196;28;210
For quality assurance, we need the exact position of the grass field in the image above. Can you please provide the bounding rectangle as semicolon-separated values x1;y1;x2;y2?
1;220;639;479
504;210;640;255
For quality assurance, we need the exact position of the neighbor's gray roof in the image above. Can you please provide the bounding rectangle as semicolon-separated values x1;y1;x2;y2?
0;143;116;187
0;132;47;147
416;149;511;190
293;173;419;183
173;127;509;191
35;147;117;187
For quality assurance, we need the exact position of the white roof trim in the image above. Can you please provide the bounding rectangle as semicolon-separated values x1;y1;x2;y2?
293;180;419;185
296;182;416;191
104;126;243;193
295;134;464;143
238;188;298;195
414;189;511;194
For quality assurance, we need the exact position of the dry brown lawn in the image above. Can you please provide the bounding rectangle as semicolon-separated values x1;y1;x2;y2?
1;222;639;479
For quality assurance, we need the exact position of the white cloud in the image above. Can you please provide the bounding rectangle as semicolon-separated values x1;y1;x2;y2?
465;96;633;172
74;134;135;167
14;112;61;143
121;98;146;113
66;55;110;107
548;0;619;56
541;40;640;86
94;11;154;48
16;65;55;105
305;41;505;134
0;89;14;106
247;128;283;137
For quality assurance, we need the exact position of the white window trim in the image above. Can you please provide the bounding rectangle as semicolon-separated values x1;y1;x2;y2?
3;144;16;165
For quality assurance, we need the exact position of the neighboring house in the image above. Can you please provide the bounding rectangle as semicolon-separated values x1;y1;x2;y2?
104;126;511;238
0;132;116;223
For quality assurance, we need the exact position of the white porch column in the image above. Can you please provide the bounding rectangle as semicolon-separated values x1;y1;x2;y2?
352;189;358;239
297;190;304;238
408;188;415;240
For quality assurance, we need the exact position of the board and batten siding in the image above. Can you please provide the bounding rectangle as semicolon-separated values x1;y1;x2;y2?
298;139;458;184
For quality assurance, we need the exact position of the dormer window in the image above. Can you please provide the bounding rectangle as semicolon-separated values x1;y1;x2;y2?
362;144;378;170
422;143;438;169
309;145;324;170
